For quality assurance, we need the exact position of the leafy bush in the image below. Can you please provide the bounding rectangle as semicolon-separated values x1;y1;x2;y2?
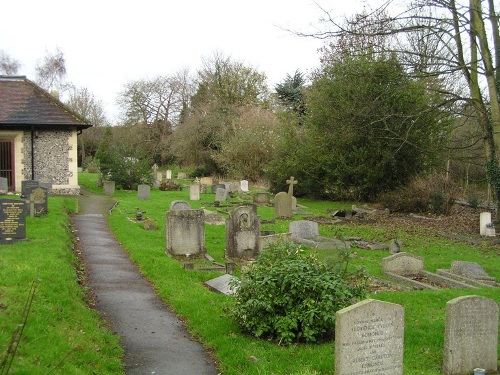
158;179;181;191
229;242;367;345
381;173;460;215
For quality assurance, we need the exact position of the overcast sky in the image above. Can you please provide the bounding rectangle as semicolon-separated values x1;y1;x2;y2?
0;0;372;122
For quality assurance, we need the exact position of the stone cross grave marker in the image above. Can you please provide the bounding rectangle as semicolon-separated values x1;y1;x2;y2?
166;209;205;256
443;295;498;375
0;199;27;243
137;184;150;200
25;186;48;217
274;191;292;219
0;177;8;193
225;205;261;260
286;176;297;196
335;298;405;375
190;184;201;201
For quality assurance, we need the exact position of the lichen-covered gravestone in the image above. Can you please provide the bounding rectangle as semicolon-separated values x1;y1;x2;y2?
103;181;115;196
215;188;227;202
274;192;292;219
169;200;190;210
443;295;498;375
190;184;201;201
335;299;405;375
225;205;260;260
166;209;205;256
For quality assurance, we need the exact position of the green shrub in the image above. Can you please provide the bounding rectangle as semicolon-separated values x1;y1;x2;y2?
229;242;366;345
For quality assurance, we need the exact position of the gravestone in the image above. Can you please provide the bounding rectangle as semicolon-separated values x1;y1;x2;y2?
200;177;213;186
274;191;292;219
103;181;115;196
215;188;227;202
25;186;48;216
225;205;261;260
170;200;191;210
286;176;298;196
166;209;205;256
0;199;27;243
443;295;498;375
240;180;249;192
177;172;186;179
253;193;270;205
166;170;173;179
190;184;201;201
450;261;495;283
0;177;7;194
382;252;424;275
211;184;225;194
290;220;318;240
204;274;238;295
39;181;52;191
21;180;39;197
479;212;492;236
137;184;150;200
335;298;404;375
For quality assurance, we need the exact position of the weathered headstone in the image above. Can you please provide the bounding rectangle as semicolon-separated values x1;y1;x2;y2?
443;295;498;375
25;186;48;216
215;188;227;202
103;181;115;196
226;205;261;259
289;220;348;249
0;177;7;194
479;212;492;236
335;299;405;375
253;193;270;205
170;200;191;210
274;191;292;219
190;184;201;201
177;172;186;179
0;199;27;243
382;252;424;275
21;180;39;197
240;180;249;192
166;209;205;256
290;220;318;240
200;177;213;186
450;261;495;283
137;184;150;200
166;170;173;179
211;184;225;194
204;274;238;295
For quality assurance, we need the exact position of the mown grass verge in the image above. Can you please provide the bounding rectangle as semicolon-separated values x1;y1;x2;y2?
79;172;500;374
0;195;123;374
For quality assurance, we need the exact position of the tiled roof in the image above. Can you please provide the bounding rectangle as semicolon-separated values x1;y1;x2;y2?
0;76;91;129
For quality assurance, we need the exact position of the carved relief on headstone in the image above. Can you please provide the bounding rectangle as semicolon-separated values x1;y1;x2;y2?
225;205;261;260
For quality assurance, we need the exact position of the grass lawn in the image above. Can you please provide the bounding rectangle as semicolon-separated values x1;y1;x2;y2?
0;194;123;374
79;172;500;374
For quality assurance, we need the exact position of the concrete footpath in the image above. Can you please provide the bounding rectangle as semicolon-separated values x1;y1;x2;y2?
73;190;218;375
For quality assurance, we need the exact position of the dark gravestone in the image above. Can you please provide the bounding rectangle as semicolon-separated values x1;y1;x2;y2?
25;186;48;216
211;184;225;194
21;180;39;197
0;199;27;243
0;177;8;193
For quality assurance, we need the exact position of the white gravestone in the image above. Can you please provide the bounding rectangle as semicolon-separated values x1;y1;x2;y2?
240;180;249;192
479;212;492;236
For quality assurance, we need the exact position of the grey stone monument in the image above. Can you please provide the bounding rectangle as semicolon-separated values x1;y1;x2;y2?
170;200;191;210
0;177;8;193
166;209;205;256
443;295;498;375
335;299;404;375
190;184;201;201
137;184;151;200
103;181;115;196
215;188;227;202
225;205;261;260
274;192;292;219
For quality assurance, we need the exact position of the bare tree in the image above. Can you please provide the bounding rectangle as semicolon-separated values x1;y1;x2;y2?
34;48;68;93
0;50;21;75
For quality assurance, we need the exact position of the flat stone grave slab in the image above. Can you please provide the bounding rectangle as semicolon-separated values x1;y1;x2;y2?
382;253;476;290
204;274;238;295
437;261;498;287
289;220;350;250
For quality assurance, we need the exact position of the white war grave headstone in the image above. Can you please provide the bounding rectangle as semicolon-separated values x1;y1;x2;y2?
335;298;405;375
240;180;249;192
443;295;498;375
